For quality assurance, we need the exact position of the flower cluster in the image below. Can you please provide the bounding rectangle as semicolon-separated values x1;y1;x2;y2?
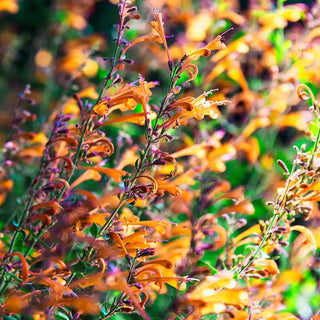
0;0;320;319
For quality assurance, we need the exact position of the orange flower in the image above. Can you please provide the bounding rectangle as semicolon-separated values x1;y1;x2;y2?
69;258;106;290
253;259;280;276
177;34;226;83
156;180;182;197
160;92;225;129
0;0;19;13
151;8;171;61
93;80;157;118
290;225;317;260
98;111;157;127
183;271;249;316
77;166;127;183
7;252;29;284
0;179;13;206
215;199;255;217
70;169;101;190
2;291;41;314
59;297;100;315
184;35;226;63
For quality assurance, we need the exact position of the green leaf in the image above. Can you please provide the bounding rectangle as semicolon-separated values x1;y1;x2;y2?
55;311;71;320
90;222;99;238
4;315;18;320
72;261;87;273
198;260;218;274
309;122;319;138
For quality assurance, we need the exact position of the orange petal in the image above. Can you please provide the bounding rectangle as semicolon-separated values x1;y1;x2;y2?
205;35;227;51
85;213;110;226
296;180;320;197
156;181;182;197
99;112;147;127
69;258;106;289
7;252;29;283
207;181;231;198
122;220;170;234
135;266;162;278
186;48;211;59
78;166;127;183
116;145;139;170
242;117;271;138
159;110;187;129
60;296;100;315
12;132;37;140
206;288;248;306
122;229;148;245
180;64;199;84
110;232;129;255
116;275;150;320
215;186;245;202
124;34;162;52
269;313;299;320
236;137;260;164
151;9;170;61
142;259;173;269
227;63;249;91
0;179;13;191
72;189;99;205
37;276;73;298
51;137;78;147
291;225;317;258
99;192;121;210
234;224;261;244
51;156;74;175
216;11;246;25
280;111;312;131
171;142;208;159
215;199;254;217
253;258;280;276
17;145;44;158
93;100;109;116
30;201;62;214
3;291;40;314
137;275;187;290
70;169;102;189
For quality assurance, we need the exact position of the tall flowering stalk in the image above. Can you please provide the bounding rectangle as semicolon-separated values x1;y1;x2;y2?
238;84;319;278
0;1;227;318
1;0;320;319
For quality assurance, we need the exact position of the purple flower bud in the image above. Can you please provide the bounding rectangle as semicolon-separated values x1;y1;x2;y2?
122;59;134;65
44;167;60;174
162;134;174;141
134;283;143;289
127;6;137;13
56;128;69;135
60;114;72;122
136;247;156;258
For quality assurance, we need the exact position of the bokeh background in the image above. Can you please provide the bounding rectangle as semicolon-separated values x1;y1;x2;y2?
1;0;320;319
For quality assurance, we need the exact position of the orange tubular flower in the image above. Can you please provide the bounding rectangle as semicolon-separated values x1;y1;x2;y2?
93;80;157;120
183;271;249;316
151;8;171;62
161;92;226;130
0;0;19;13
177;35;226;83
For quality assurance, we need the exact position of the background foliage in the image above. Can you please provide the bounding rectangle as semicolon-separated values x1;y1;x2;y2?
0;0;320;319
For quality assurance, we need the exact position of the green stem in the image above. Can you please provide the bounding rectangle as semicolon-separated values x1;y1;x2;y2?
99;199;126;236
238;159;297;276
238;213;278;276
308;126;320;168
0;193;35;294
97;66;178;236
